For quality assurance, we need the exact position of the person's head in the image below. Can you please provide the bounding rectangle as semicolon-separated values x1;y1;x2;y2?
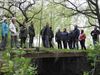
94;26;97;30
46;22;49;27
20;25;23;27
74;25;78;29
11;17;16;24
81;30;84;34
63;28;66;32
3;19;7;23
58;29;60;32
50;27;52;30
2;17;7;23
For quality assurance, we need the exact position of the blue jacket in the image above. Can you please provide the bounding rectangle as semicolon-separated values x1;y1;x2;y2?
1;22;9;37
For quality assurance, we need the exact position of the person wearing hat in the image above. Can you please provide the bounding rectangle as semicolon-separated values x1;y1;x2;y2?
9;17;19;49
0;17;9;50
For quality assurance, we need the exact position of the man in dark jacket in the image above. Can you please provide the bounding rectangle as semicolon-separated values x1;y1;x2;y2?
72;25;80;49
28;21;35;48
40;26;46;47
68;30;73;49
19;24;27;48
42;23;50;48
55;29;62;49
61;28;68;49
49;27;54;48
91;26;100;46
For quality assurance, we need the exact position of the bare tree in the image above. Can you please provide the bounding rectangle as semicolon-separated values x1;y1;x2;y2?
52;0;100;29
0;0;42;26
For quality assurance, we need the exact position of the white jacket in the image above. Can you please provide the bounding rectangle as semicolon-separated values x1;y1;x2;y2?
9;22;18;36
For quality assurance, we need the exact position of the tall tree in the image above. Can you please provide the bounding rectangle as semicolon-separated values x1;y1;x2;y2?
53;0;100;29
0;0;42;26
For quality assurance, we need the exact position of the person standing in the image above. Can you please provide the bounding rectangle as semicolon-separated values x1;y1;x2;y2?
19;23;27;48
40;26;46;47
42;23;50;48
79;30;86;50
68;30;73;49
55;29;62;49
61;28;68;49
28;21;35;48
0;17;9;50
91;26;100;46
9;17;19;49
49;27;54;48
72;25;80;49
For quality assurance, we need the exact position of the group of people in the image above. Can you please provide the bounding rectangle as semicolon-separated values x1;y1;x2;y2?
41;25;86;50
0;17;100;50
40;23;54;48
55;26;87;50
19;21;35;48
41;24;100;50
0;17;35;50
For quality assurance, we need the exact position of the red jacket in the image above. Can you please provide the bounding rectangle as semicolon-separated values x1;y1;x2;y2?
79;33;86;41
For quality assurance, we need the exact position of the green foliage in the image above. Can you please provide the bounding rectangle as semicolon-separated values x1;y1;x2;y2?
85;43;100;74
1;50;37;75
87;43;100;59
83;72;89;75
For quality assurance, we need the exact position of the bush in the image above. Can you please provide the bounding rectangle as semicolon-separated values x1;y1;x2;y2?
0;49;37;75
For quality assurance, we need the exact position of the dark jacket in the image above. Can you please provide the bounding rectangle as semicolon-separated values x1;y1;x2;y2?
49;29;54;40
72;28;80;39
42;26;50;37
29;25;35;36
55;31;62;42
68;31;74;42
19;26;27;38
61;32;68;41
91;29;100;40
40;27;46;40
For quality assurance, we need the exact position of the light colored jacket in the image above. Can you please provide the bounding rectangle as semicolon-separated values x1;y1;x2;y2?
9;22;17;36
